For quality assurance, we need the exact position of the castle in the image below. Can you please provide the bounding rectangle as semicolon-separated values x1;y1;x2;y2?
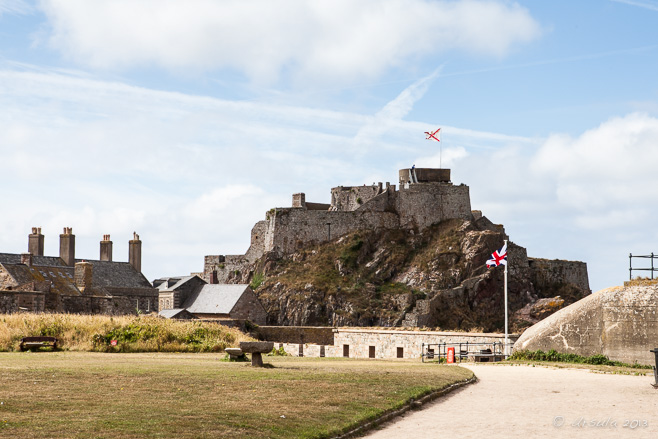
204;168;485;282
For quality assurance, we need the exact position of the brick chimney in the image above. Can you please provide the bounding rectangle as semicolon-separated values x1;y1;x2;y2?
28;227;44;256
100;234;113;262
74;261;93;294
59;227;75;267
21;253;32;267
129;232;142;273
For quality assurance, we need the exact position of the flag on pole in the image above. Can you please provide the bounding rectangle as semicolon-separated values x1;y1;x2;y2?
424;128;440;142
486;243;507;268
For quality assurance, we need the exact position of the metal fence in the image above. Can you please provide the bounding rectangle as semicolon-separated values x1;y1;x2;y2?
421;342;506;363
629;253;658;280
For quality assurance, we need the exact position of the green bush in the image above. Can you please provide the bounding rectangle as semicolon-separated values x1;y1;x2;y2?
509;349;651;369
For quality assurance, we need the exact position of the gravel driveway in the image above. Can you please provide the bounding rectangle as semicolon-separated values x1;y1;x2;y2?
364;364;658;438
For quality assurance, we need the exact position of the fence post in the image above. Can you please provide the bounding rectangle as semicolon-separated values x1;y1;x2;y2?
652;253;655;280
630;253;633;281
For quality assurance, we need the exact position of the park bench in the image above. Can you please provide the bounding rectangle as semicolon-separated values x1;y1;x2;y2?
20;336;58;351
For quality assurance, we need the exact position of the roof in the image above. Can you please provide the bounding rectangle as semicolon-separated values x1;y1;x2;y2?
183;284;250;315
0;263;80;296
153;276;197;291
159;308;190;319
0;253;66;267
75;260;152;289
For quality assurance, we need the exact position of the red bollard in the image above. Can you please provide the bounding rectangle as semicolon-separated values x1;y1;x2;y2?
447;347;455;364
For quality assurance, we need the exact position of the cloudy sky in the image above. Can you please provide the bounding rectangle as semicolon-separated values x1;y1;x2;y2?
1;0;657;292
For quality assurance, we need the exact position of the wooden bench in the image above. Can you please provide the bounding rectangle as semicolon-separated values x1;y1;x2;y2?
20;336;58;351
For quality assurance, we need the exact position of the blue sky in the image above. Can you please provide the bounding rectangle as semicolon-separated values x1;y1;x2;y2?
1;0;658;292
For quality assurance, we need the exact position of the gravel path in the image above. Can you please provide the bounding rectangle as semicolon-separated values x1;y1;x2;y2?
364;364;658;438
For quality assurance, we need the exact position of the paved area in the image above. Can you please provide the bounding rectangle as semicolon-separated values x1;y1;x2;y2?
364;364;658;438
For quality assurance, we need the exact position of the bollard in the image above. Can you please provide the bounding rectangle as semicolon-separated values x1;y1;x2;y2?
650;348;658;388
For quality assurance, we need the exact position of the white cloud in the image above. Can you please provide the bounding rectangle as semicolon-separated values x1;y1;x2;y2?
38;0;541;83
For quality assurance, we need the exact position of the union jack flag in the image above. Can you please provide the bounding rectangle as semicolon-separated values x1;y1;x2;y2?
486;243;507;268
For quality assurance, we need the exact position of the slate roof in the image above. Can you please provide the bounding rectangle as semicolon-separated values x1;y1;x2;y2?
154;276;197;291
0;253;66;267
183;284;250;315
159;308;190;319
0;264;80;296
74;259;152;289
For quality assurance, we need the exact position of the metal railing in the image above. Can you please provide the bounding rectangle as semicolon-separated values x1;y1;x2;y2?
421;342;507;363
629;253;658;280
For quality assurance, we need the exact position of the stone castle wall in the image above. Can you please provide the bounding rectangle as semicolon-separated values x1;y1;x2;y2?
396;183;472;230
528;258;590;293
330;184;386;212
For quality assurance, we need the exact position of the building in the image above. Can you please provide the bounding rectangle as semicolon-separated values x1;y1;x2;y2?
0;228;158;314
156;276;267;324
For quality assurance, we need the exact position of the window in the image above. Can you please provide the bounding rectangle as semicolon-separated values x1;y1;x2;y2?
397;347;404;358
343;344;350;358
369;346;376;358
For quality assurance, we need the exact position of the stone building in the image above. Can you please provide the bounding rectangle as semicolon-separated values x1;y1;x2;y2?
156;276;267;325
204;168;474;282
0;228;158;314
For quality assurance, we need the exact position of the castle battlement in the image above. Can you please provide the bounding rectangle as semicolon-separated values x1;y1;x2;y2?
203;168;474;283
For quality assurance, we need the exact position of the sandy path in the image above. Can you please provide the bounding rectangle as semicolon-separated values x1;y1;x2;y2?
364;364;658;438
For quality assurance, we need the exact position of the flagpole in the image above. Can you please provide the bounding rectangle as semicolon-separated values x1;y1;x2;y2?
504;239;509;357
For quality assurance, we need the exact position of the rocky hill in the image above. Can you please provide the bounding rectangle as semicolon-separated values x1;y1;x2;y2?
241;216;590;332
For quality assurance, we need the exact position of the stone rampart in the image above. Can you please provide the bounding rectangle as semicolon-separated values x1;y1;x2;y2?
528;258;590;293
397;183;472;231
269;328;518;359
330;184;384;212
256;326;335;345
267;209;399;256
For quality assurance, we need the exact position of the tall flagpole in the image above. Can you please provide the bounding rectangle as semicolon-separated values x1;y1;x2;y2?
504;239;509;357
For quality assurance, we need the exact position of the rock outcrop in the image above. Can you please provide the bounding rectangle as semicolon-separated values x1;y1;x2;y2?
514;281;658;365
247;217;590;332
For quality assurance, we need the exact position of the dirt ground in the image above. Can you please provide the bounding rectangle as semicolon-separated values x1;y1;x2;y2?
364;364;658;438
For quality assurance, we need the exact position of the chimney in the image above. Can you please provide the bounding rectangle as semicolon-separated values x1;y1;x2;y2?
59;227;75;267
100;234;113;262
21;253;32;267
74;261;93;294
209;270;218;284
292;193;306;208
28;227;44;256
129;232;142;273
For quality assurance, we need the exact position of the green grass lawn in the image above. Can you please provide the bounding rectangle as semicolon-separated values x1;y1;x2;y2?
0;352;473;439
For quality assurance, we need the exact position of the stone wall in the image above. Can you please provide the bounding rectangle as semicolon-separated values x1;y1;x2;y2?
267;209;399;256
256;326;335;345
330;184;385;212
230;290;267;325
397;183;472;231
268;327;518;359
0;291;46;313
528;258;590;293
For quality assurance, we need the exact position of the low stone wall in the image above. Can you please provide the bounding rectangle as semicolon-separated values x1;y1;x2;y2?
257;326;335;345
0;291;46;313
271;327;518;359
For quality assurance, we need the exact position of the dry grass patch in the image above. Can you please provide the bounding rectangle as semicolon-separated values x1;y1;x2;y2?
0;353;473;439
0;313;253;352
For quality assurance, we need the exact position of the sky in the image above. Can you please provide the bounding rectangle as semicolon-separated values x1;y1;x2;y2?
1;0;658;293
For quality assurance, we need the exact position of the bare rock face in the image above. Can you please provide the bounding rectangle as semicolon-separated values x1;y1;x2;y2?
246;217;590;332
514;282;658;365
